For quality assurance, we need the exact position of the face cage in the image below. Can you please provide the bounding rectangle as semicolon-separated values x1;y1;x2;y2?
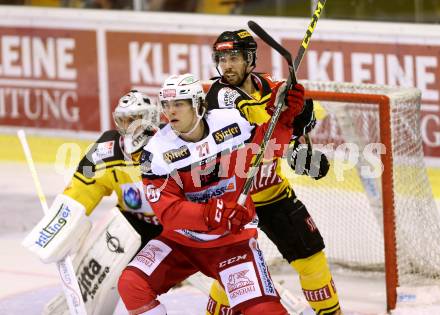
113;109;159;136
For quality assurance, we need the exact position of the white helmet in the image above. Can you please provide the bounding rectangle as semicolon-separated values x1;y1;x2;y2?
113;90;160;154
158;73;205;114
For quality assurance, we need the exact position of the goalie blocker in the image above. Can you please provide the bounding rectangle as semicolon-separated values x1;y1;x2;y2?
23;194;141;315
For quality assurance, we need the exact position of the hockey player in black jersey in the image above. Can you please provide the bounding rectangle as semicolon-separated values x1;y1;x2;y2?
204;29;341;315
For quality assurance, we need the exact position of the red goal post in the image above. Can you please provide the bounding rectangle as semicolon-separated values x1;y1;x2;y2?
305;87;398;310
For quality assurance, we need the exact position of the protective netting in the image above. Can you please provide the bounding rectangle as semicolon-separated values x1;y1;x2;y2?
257;80;440;287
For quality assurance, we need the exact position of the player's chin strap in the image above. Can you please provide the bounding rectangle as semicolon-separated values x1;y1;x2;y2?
171;107;206;138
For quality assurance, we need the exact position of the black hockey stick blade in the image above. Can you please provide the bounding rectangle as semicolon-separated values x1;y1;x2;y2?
248;20;297;85
248;20;293;67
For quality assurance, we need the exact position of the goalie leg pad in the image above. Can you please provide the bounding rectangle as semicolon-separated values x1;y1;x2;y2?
42;207;141;315
22;194;91;263
257;191;324;262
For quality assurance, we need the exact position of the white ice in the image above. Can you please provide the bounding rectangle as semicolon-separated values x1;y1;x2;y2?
1;162;439;315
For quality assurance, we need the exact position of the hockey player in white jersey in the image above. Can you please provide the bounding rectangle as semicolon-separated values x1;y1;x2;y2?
22;90;163;315
118;73;306;314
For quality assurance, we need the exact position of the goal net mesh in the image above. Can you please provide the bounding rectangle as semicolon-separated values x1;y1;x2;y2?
258;80;440;288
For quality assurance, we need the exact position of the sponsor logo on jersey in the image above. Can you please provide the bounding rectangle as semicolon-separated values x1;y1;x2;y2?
163;145;190;163
213;123;241;144
185;177;236;203
123;186;142;209
145;184;161;203
106;231;124;253
251;159;283;193
218;87;240;108
78;258;110;302
303;284;332;302
35;203;71;248
91;140;115;163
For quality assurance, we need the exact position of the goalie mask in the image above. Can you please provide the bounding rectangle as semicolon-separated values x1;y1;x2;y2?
113;90;160;155
212;29;257;68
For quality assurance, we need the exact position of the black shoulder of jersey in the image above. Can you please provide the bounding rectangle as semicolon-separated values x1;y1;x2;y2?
206;78;224;110
75;129;125;177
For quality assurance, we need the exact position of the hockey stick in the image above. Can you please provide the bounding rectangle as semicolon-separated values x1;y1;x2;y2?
236;64;293;205
249;0;327;151
17;130;87;315
236;20;300;206
294;0;327;72
293;0;327;149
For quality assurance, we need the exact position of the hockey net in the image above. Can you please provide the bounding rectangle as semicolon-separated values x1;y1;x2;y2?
257;80;440;311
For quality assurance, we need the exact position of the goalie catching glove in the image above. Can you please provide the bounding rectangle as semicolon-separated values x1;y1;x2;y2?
288;143;330;180
203;198;251;234
266;82;305;127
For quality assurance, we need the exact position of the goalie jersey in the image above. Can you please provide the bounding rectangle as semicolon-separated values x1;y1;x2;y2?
206;73;294;206
64;130;159;225
141;108;292;248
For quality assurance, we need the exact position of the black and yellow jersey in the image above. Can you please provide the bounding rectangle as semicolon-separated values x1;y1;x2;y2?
63;130;160;225
206;73;292;206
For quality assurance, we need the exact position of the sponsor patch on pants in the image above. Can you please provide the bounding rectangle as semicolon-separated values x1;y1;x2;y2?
128;239;171;276
219;262;262;307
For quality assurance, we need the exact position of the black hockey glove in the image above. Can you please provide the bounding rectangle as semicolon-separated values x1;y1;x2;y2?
292;98;316;139
287;143;330;180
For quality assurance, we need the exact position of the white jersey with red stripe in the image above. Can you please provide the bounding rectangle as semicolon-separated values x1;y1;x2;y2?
141;108;291;248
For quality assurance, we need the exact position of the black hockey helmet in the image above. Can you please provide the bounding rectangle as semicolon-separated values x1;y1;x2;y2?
212;29;257;67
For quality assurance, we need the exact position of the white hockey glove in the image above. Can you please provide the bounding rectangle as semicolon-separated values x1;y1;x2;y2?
22;194;91;263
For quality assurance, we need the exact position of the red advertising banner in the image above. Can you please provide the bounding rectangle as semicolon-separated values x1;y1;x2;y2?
0;8;439;160
282;38;440;158
0;28;99;131
105;31;274;124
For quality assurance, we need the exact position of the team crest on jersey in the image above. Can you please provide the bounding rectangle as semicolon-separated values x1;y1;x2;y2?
123;186;142;210
91;140;115;163
163;145;190;163
213;123;241;144
218;87;240;108
145;184;161;203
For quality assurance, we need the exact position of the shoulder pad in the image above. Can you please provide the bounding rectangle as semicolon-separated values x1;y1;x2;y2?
76;130;123;177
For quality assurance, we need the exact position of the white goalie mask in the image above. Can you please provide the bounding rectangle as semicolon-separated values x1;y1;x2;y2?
113;90;160;154
158;73;206;118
